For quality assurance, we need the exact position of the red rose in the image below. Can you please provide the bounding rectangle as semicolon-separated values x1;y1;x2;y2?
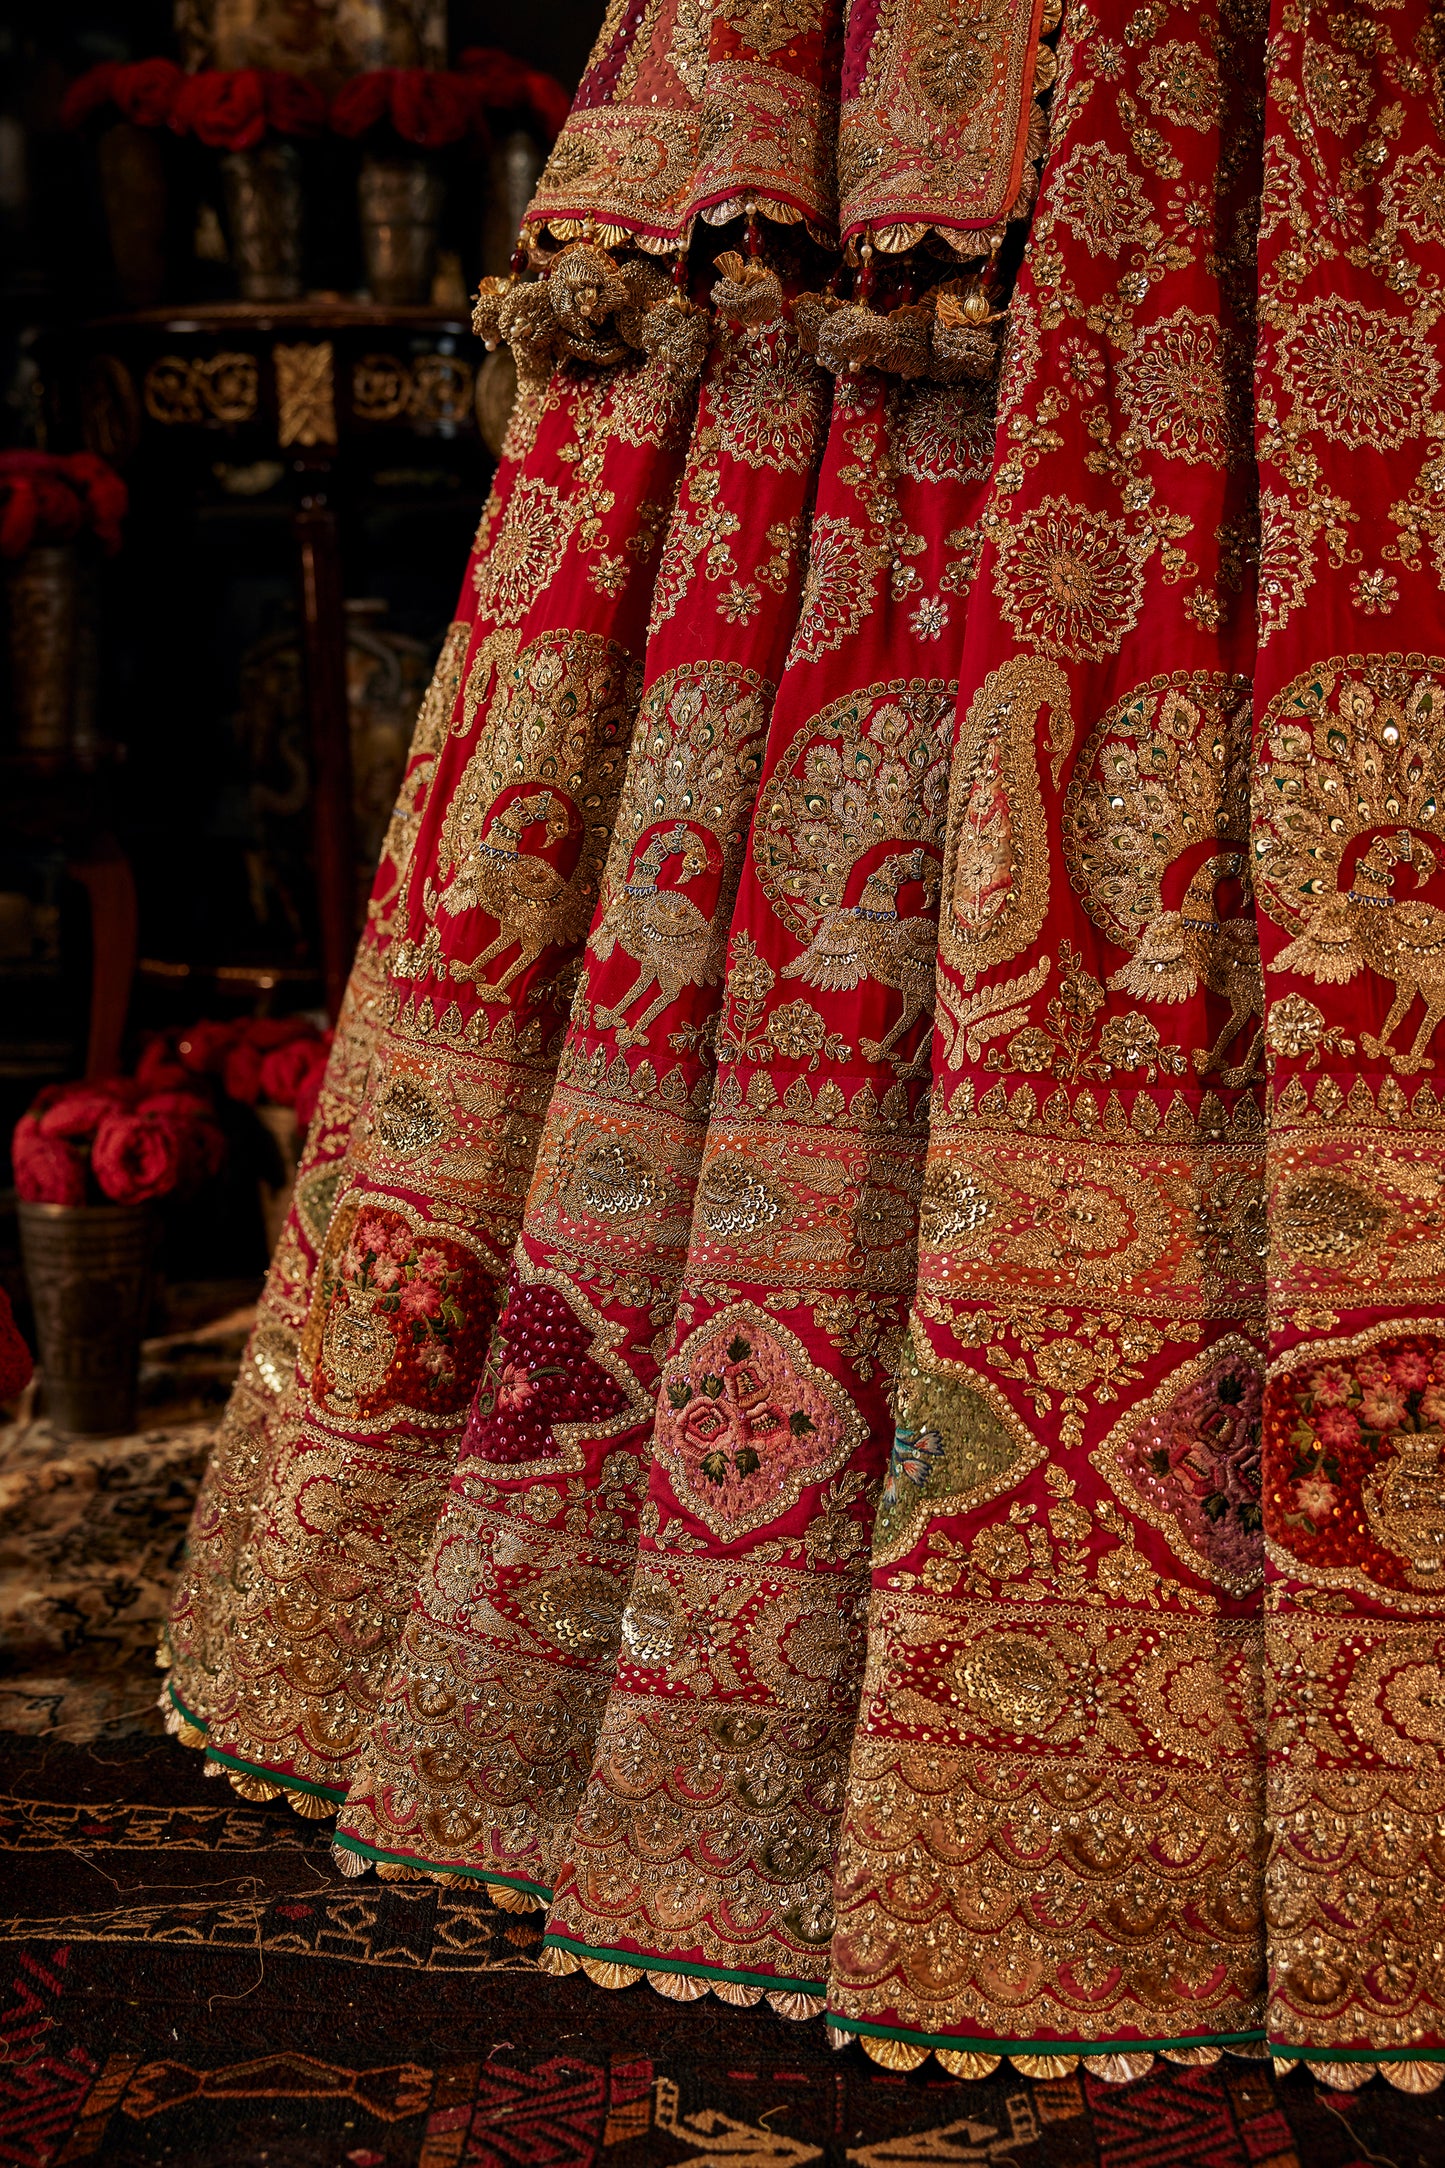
390;69;473;147
112;58;183;128
59;62;120;131
263;69;327;137
330;71;395;139
138;1094;226;1186
0;477;36;558
91;1110;183;1204
0;1288;32;1401
457;48;531;102
62;455;128;555
13;1118;87;1206
259;1037;322;1107
172;69;267;152
32;473;84;545
136;1036;191;1092
522;69;571;141
458;49;569;140
38;1088;125;1143
176;1019;242;1074
244;1016;314;1050
222;1040;264;1105
136;1087;212;1123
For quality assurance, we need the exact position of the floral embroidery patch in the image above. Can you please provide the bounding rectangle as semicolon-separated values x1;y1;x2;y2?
1092;1336;1264;1598
307;1198;492;1424
653;1302;866;1538
1266;1322;1445;1597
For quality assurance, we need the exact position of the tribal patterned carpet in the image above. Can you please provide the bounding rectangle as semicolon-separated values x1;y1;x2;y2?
0;1312;1440;2165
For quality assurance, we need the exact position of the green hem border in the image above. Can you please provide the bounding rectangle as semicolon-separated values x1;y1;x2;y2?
166;1681;208;1735
543;1934;822;1998
1270;2043;1445;2067
201;1745;347;1805
827;2015;1445;2066
827;2014;1265;2055
330;1832;550;1900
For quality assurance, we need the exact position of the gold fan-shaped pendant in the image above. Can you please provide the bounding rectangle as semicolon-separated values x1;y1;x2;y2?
580;1958;644;1990
650;1972;710;2003
1010;2054;1079;2079
862;2038;930;2072
1082;2053;1155;2084
934;2050;1002;2080
768;1991;827;2022
1383;2061;1445;2093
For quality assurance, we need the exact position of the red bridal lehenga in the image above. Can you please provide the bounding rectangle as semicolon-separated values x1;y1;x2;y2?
159;0;1445;2091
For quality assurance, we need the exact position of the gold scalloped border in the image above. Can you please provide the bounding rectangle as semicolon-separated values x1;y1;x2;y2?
160;1674;1445;2088
537;1943;825;2022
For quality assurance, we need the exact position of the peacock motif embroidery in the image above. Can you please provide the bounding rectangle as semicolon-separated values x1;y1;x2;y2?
589;660;773;1044
754;678;956;1077
1064;669;1262;1083
1255;655;1445;1075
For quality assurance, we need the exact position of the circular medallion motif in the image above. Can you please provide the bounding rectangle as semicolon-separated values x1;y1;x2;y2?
991;497;1145;662
1277;297;1439;452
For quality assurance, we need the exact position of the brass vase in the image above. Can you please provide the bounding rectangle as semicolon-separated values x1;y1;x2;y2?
256;1102;300;1255
17;1201;154;1438
481;130;544;277
5;545;99;761
97;121;168;308
358;157;442;306
220;142;305;302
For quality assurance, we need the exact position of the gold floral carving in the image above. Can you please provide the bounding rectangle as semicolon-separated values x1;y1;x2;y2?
275;342;337;448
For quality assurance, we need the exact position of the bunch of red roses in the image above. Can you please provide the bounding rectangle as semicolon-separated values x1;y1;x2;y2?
11;1015;333;1211
12;1079;224;1209
61;49;569;156
140;1015;333;1130
61;59;327;151
0;452;127;559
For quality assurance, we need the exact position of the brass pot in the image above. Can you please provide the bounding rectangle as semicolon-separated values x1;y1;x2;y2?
221;142;305;302
17;1201;154;1438
358;157;442;306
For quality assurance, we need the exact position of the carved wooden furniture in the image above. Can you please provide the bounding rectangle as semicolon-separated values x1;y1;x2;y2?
53;300;492;1016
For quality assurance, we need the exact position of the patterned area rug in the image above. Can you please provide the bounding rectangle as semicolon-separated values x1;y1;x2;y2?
1;1312;1441;2165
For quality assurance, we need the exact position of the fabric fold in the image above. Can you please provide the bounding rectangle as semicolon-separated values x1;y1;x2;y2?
823;0;1269;2063
540;359;996;2005
331;299;831;1894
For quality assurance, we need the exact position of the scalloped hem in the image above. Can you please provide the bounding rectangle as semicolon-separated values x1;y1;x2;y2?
1270;2049;1445;2094
826;2021;1445;2089
330;1833;549;1912
159;1683;347;1822
539;1938;825;2022
158;1674;207;1752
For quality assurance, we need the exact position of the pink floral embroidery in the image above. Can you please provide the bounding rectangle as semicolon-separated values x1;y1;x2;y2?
656;1310;853;1530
